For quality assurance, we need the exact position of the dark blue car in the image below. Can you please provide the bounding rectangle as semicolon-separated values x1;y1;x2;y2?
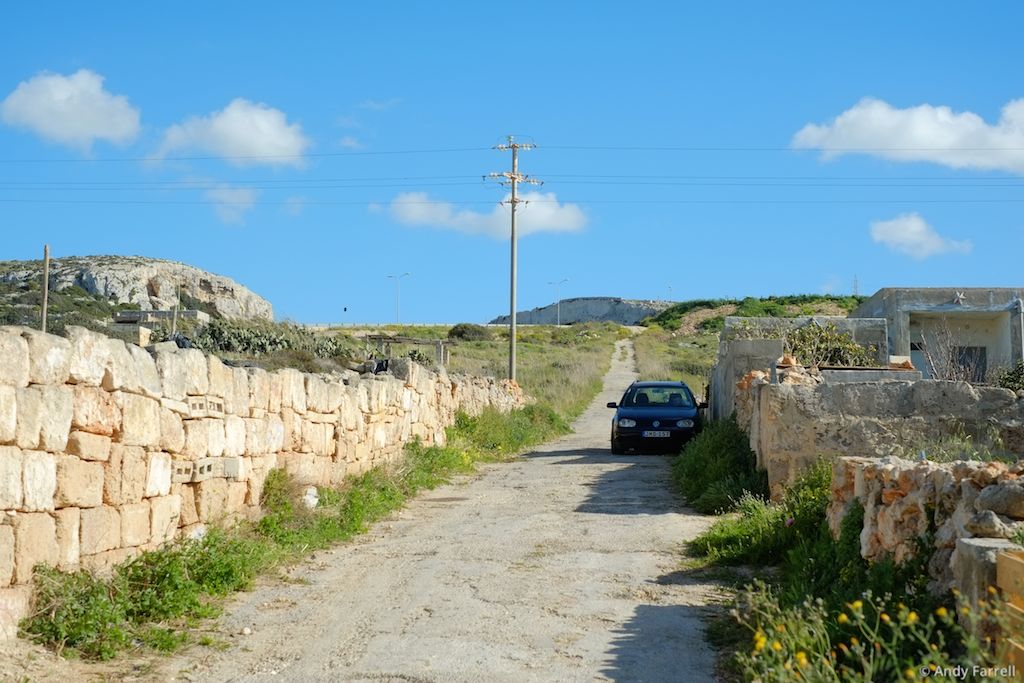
607;381;703;454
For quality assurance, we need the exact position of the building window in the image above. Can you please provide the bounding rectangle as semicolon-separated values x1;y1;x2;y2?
955;346;987;383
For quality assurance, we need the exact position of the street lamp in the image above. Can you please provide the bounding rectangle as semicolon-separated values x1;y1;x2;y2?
668;285;673;301
548;278;569;325
386;272;410;324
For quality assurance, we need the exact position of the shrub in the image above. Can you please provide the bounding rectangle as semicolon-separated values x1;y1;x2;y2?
784;322;878;367
448;323;492;341
673;417;767;513
688;461;830;565
998;361;1024;392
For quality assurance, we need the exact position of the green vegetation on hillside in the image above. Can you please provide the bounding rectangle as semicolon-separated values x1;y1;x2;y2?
633;327;716;392
0;279;140;333
646;295;866;331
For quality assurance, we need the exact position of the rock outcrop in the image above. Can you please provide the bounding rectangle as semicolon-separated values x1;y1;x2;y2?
0;255;273;320
490;297;672;326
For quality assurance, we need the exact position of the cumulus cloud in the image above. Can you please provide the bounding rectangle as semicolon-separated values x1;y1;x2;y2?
158;98;309;166
339;135;363;149
388;192;586;238
0;69;140;150
869;213;972;260
793;97;1024;173
204;185;258;225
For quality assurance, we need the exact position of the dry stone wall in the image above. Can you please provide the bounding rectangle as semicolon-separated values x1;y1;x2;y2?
735;376;1024;497
0;325;523;637
828;456;1024;606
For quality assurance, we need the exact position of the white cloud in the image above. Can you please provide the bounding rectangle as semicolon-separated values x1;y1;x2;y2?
389;192;586;238
869;213;972;260
1;69;140;150
793;97;1024;173
359;98;401;111
339;135;363;150
158;98;309;166
204;185;258;225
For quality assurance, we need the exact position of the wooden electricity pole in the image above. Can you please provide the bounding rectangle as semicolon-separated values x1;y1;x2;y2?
41;244;50;333
489;136;541;382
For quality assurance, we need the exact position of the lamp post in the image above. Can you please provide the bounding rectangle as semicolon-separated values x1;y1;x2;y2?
548;278;569;325
668;285;673;302
386;272;410;324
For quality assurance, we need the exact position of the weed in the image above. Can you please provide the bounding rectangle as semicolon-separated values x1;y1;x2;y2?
673;417;767;514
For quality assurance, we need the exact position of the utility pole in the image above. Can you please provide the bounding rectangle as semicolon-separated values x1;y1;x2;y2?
853;275;859;297
386;272;410;324
41;244;50;333
489;136;541;382
668;285;673;302
548;278;569;325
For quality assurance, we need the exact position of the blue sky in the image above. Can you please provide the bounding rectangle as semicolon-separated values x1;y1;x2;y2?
2;3;1022;323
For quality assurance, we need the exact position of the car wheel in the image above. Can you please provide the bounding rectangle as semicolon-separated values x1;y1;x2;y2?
610;434;625;455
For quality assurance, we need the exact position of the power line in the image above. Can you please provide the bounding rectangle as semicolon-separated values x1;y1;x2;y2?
0;147;492;164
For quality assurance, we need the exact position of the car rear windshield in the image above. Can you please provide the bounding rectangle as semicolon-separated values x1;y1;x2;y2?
623;385;694;408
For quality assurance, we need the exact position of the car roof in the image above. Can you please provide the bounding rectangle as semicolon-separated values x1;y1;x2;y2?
631;380;690;388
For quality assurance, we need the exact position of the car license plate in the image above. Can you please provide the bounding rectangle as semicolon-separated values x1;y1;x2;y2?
642;430;670;438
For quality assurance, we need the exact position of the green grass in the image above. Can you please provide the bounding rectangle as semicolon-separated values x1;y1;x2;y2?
22;405;569;661
632;327;716;394
645;295;866;331
672;417;768;514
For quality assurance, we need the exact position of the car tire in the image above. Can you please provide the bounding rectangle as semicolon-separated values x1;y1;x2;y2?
610;435;625;455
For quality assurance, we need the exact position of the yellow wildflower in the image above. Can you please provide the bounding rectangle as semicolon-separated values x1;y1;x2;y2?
880;613;891;624
851;600;863;611
772;641;783;652
753;631;767;652
935;606;948;619
906;611;919;625
905;668;917;680
775;624;786;633
850;637;860;646
837;613;850;625
795;651;808;667
988;585;998;595
961;606;971;616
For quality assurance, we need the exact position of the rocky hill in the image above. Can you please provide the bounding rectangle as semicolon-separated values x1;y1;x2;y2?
490;297;673;326
0;255;273;320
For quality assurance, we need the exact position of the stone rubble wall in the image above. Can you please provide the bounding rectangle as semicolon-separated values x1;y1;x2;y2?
734;373;1024;498
828;456;1024;605
0;325;524;637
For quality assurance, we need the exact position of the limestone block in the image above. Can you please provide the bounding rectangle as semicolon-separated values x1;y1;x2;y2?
266;415;285;452
19;329;71;385
951;537;1020;608
154;349;188;401
13;512;57;583
129;345;162;398
227;367;249;416
145;451;172;498
119;445;147;504
975;482;1024;520
177;484;199;526
121;501;151;547
223;456;249;481
72;386;121;436
37;386;72;452
223;415;246;457
207;419;226;458
52;507;80;570
161;396;190;416
115;391;161;448
244;418;268;455
80;506;121;556
195;478;228;522
0;331;29;388
226;481;247;514
13;386;41;450
0;386;13;445
67;430;112;462
279;369;307;412
282;452;318;485
305;376;330;413
247;367;270;414
102;339;140;393
326;381;345;413
66;326;111;386
55;455;104;508
0;584;32;639
268;371;283;413
207;355;231;398
150;494;181;545
22;450;55;512
0;526;13;587
80;546;138;576
182;419;210;459
0;446;22;509
282;408;301;451
180;349;209;396
301;421;334;457
159;408;185;454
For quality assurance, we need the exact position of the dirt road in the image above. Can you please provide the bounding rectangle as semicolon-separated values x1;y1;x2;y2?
6;340;719;682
